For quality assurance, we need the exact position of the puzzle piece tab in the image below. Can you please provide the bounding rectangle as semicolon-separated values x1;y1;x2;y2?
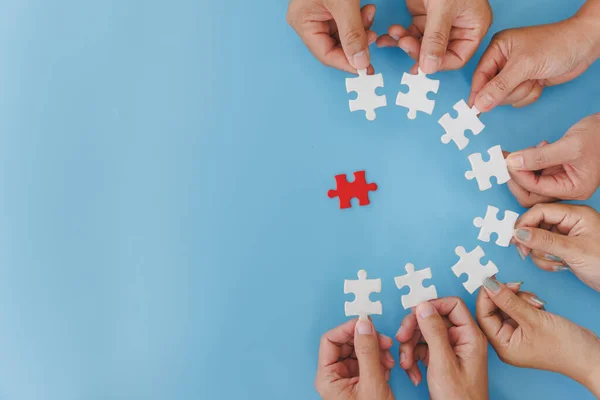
395;69;440;120
439;100;485;150
344;270;382;320
474;206;520;247
451;246;499;294
394;263;438;309
328;170;378;209
465;145;511;191
346;69;387;121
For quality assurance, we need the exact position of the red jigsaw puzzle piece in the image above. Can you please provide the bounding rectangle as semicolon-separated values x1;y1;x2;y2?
327;170;378;209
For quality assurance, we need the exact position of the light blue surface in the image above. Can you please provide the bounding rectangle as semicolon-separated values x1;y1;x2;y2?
0;0;598;399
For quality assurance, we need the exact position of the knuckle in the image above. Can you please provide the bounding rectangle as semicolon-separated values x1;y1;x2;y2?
491;75;511;94
538;230;556;250
428;323;448;340
343;28;366;47
354;342;378;357
425;31;449;50
501;293;520;314
533;148;548;169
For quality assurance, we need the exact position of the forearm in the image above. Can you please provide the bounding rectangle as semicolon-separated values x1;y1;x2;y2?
575;0;600;59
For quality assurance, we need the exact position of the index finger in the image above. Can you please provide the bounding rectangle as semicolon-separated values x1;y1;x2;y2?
468;42;506;106
426;296;477;329
515;203;580;232
299;23;355;73
318;319;357;367
475;283;514;341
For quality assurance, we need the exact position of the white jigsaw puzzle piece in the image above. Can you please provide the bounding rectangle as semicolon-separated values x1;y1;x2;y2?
451;246;499;294
439;100;485;150
474;206;520;247
344;270;382;319
465;145;511;191
395;69;440;120
394;263;437;309
346;69;387;121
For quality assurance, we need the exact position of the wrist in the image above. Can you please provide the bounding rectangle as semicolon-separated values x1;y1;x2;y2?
576;344;600;396
582;364;600;397
572;0;600;60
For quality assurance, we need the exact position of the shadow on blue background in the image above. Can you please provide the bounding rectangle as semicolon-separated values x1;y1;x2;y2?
0;0;598;399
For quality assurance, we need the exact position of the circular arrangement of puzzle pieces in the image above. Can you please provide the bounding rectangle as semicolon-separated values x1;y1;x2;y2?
329;68;519;319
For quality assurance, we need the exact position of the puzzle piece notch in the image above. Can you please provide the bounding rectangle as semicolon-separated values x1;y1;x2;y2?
439;100;485;150
346;69;387;121
465;145;511;191
474;206;520;247
344;269;382;320
395;68;440;120
394;263;438;309
328;170;378;209
451;246;499;294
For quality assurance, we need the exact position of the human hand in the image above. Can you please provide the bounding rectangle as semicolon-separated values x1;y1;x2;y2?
512;203;600;292
287;0;378;73
477;278;600;396
504;113;600;206
376;0;492;74
315;318;395;400
395;297;489;400
469;12;600;112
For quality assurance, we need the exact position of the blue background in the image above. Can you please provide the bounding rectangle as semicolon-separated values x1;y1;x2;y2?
0;0;598;399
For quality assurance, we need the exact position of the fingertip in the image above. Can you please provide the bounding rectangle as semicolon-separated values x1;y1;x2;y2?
416;301;437;320
506;152;525;170
474;91;496;113
419;54;440;75
367;30;377;46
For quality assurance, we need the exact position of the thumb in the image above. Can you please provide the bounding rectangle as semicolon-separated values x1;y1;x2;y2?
482;278;539;327
419;2;454;74
506;137;578;171
474;60;527;112
415;302;456;364
327;0;370;70
514;227;575;262
354;319;386;387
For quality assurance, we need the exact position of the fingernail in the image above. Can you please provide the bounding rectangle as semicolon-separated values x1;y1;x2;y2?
391;34;400;40
356;319;373;335
545;254;563;262
554;265;571;272
395;323;405;339
409;372;419;386
400;351;406;364
385;352;395;363
379;333;392;342
531;296;547;307
352;50;369;70
515;229;531;242
516;246;527;261
506;281;524;287
398;44;410;55
507;154;525;170
417;302;435;319
422;54;440;73
478;93;494;108
483;277;501;293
